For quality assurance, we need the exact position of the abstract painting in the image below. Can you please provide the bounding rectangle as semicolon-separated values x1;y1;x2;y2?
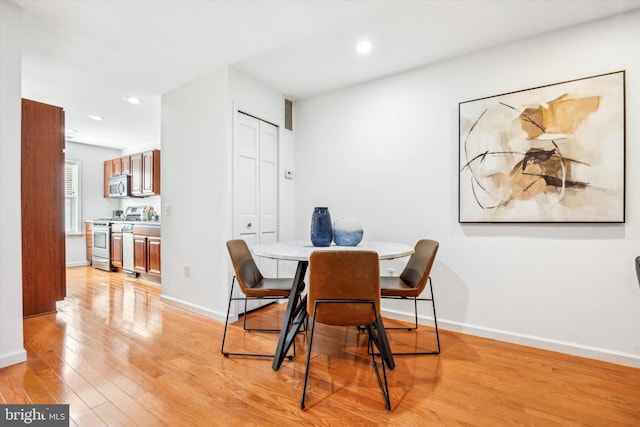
459;71;625;223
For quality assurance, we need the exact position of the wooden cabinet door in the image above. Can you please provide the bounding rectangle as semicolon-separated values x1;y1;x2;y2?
111;233;123;268
142;150;161;195
104;160;112;197
130;153;143;196
121;155;131;174
142;151;153;194
133;235;147;273
21;99;66;317
147;237;161;276
112;157;122;176
85;221;93;262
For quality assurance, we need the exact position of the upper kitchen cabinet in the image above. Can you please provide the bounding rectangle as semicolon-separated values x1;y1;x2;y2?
103;156;130;197
104;150;160;198
131;149;160;197
21;99;66;317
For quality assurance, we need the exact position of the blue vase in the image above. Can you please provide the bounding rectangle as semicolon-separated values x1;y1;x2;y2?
310;207;332;247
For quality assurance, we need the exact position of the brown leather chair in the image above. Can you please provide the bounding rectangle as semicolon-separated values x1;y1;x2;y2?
221;239;301;359
301;250;393;411
380;239;440;355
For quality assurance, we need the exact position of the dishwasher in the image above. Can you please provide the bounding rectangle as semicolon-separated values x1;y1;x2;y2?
122;222;136;276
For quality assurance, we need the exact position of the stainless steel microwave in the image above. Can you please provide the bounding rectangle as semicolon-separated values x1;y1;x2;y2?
108;174;131;198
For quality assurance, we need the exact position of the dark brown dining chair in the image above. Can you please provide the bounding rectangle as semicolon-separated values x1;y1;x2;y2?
301;250;393;411
380;239;440;355
221;239;301;359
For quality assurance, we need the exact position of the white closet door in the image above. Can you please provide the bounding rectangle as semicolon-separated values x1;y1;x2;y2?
233;112;279;313
258;120;278;277
236;113;259;247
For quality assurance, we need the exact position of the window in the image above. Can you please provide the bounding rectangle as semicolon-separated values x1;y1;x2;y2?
65;159;81;234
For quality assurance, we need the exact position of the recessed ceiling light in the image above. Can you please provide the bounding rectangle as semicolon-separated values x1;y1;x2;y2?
356;40;372;54
124;96;141;104
88;114;105;121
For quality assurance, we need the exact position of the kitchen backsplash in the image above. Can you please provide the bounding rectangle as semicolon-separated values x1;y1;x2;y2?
120;195;161;220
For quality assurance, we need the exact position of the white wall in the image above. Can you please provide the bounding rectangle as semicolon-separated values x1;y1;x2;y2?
159;66;293;321
160;67;230;317
0;0;26;368
295;11;640;367
65;141;122;266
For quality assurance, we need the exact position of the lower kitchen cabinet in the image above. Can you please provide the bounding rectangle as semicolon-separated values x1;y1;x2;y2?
133;224;161;277
85;221;93;263
111;228;123;269
133;235;148;273
147;237;161;276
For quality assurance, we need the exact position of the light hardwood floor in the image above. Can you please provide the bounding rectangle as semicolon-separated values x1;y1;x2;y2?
1;266;639;426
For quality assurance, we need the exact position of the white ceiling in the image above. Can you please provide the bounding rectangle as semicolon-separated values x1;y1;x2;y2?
11;0;640;150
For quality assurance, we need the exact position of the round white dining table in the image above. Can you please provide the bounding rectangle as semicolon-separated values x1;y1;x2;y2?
251;240;414;371
251;240;415;261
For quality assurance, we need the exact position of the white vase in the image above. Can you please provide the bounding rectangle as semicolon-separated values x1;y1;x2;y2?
333;217;363;246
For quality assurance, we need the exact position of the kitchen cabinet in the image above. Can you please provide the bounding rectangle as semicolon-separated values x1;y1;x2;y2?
133;224;161;277
102;154;140;197
103;160;112;197
21;99;66;317
133;235;147;273
130;152;142;195
147;236;161;276
131;149;160;197
111;223;123;268
121;155;131;174
112;157;122;176
85;221;93;263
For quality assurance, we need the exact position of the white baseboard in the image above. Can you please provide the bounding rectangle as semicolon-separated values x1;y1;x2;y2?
0;348;27;368
156;299;640;369
66;261;90;267
381;308;640;369
160;294;227;323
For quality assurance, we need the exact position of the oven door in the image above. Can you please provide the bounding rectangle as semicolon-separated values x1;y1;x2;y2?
92;224;112;272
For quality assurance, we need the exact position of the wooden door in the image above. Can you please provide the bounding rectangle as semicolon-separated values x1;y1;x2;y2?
21;99;66;317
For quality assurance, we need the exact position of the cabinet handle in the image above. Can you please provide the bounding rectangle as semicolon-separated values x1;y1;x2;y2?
247;222;252;228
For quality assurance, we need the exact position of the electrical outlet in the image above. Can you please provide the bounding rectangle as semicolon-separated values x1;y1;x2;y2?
184;265;190;277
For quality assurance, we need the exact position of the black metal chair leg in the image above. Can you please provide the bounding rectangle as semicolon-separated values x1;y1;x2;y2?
222;277;296;359
300;314;317;409
429;279;441;354
220;278;237;356
369;332;391;411
382;278;441;356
